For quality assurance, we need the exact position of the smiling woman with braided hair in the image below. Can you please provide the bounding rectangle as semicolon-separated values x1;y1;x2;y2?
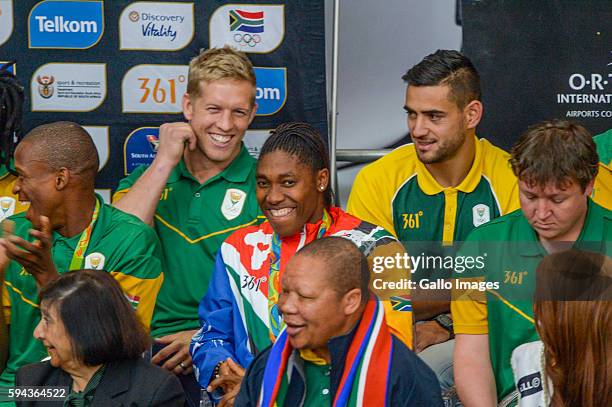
190;122;415;407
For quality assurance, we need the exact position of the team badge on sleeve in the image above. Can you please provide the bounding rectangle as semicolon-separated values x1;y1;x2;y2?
221;188;247;220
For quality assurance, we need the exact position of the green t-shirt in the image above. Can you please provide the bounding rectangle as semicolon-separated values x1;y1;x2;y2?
0;195;164;388
114;145;263;337
454;199;611;401
594;129;612;167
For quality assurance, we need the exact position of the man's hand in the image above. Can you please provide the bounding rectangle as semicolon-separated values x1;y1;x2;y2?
415;320;451;353
0;216;59;287
152;329;198;376
207;358;245;407
155;122;197;167
113;122;196;224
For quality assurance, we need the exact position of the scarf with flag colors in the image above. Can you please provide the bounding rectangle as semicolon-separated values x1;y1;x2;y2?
258;298;392;407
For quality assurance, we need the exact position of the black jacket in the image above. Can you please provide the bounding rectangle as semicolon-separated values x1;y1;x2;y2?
235;330;443;407
15;358;185;407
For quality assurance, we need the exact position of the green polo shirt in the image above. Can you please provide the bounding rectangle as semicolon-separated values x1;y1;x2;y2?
452;199;611;402
0;195;164;388
114;145;263;337
303;361;331;407
274;354;331;407
348;138;519;281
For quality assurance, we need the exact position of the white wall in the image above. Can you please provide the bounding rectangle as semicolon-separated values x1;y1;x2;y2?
326;0;462;207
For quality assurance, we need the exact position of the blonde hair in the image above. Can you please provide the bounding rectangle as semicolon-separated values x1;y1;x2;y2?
187;46;256;102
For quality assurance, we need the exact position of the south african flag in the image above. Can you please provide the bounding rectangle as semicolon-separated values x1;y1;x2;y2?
390;295;412;312
230;9;264;33
125;294;141;310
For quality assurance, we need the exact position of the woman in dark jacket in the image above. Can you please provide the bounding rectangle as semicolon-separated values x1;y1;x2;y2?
16;269;185;407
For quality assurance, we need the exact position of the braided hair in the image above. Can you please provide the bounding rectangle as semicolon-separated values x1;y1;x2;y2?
0;62;23;175
259;122;333;207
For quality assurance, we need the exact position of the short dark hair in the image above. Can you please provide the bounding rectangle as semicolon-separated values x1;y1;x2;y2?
259;122;332;207
21;121;99;179
510;120;599;191
296;236;370;304
38;270;150;366
402;49;481;108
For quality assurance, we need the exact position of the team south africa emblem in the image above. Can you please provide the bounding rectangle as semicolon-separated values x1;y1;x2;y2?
0;197;15;221
85;252;106;270
221;188;247;220
472;204;490;227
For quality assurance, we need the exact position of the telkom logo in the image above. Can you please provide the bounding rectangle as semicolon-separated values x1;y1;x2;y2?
256;87;280;100
29;1;104;49
34;16;98;33
254;67;287;115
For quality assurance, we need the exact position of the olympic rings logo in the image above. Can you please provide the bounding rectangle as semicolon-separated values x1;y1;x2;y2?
233;33;261;47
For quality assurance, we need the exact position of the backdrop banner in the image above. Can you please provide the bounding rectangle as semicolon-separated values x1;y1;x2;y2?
0;0;327;197
462;0;611;150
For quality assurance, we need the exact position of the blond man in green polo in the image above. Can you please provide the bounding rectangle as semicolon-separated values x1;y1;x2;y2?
113;47;262;406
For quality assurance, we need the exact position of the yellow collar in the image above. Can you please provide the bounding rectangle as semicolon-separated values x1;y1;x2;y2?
415;135;484;195
299;349;328;366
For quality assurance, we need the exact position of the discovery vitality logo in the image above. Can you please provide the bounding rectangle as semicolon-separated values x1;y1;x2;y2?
29;1;104;49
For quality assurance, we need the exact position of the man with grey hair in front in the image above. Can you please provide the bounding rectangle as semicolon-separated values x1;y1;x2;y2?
0;121;163;388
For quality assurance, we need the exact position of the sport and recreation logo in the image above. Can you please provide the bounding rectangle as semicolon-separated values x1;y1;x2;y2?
0;0;14;47
36;75;54;98
123;127;159;175
31;63;106;112
28;1;104;49
120;2;194;51
253;67;287;115
210;4;284;53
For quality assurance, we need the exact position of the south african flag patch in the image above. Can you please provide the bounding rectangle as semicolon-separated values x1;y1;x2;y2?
390;295;412;312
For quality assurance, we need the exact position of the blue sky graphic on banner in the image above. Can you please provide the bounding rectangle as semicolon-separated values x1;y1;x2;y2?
124;127;159;175
29;1;104;49
254;67;286;116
